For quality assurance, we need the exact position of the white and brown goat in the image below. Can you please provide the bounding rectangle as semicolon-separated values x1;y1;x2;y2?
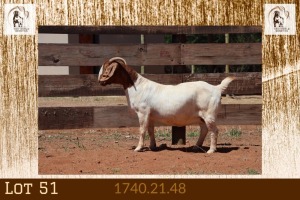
98;57;235;153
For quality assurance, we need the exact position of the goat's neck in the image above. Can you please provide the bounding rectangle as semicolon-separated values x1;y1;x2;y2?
124;74;157;109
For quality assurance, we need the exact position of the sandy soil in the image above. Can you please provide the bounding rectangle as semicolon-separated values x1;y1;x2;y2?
38;125;261;175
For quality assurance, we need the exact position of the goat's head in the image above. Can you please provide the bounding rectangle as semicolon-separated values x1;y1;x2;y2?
98;57;138;89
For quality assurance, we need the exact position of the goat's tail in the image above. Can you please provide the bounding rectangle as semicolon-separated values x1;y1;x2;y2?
217;76;236;93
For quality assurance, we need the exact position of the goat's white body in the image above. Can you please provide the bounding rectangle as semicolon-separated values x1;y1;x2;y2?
99;58;235;153
126;74;221;127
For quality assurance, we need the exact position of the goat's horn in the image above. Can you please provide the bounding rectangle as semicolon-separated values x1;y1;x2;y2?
109;57;127;65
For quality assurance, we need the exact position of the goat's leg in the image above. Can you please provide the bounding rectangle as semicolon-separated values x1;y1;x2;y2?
207;127;219;153
148;121;157;150
203;116;219;153
134;112;149;152
196;121;208;147
206;122;219;154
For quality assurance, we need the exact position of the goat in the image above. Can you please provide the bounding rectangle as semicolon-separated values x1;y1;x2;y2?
98;57;235;153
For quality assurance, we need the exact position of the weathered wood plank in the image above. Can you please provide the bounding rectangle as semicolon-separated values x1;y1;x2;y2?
38;74;124;97
38;72;261;97
38;74;183;97
93;106;138;128
38;104;262;130
79;34;97;74
181;43;262;65
183;72;262;95
142;44;182;65
38;43;261;66
39;26;262;34
38;107;94;130
217;104;262;125
38;43;181;66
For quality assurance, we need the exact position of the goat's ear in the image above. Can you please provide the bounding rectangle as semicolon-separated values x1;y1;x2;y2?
100;62;118;81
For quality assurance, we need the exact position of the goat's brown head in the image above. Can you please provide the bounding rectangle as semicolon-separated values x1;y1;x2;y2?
98;57;138;89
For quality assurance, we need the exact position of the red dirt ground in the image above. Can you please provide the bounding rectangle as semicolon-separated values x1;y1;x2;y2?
38;125;261;175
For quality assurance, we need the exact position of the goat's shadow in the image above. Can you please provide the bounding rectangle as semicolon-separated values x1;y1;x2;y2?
133;143;239;153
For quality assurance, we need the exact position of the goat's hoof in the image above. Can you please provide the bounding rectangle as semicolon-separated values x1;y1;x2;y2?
193;145;200;150
134;147;143;152
149;146;158;151
207;149;216;154
149;144;157;151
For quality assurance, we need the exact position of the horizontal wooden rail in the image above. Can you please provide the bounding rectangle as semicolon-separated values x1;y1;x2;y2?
39;25;262;34
38;104;261;130
38;43;261;66
38;72;261;97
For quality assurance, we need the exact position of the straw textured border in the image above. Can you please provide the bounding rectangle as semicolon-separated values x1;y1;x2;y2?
0;0;299;178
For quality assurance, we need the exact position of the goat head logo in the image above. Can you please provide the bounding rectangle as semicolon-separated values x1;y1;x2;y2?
268;6;290;33
8;6;30;28
4;4;35;35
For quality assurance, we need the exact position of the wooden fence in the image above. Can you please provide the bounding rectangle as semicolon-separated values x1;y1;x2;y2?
38;72;261;97
39;43;261;66
38;26;262;132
